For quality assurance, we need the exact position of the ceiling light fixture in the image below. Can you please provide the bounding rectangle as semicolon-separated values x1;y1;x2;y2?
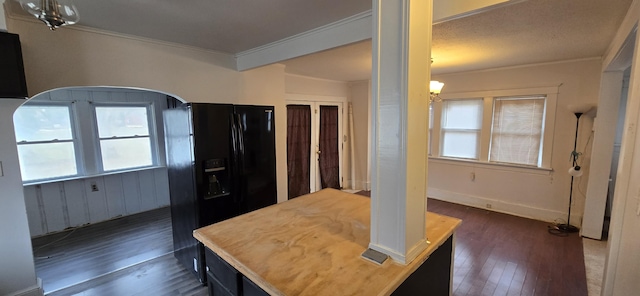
17;0;79;30
429;80;444;103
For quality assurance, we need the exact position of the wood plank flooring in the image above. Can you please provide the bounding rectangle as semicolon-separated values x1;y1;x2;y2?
32;206;206;295
34;194;587;296
356;191;588;296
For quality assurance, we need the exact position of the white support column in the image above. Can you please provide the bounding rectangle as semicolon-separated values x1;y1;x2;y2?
1;0;8;31
581;71;623;239
369;0;431;264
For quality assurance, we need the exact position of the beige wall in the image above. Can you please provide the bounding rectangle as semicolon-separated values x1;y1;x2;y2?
284;73;350;97
429;58;602;223
8;17;240;102
346;59;603;221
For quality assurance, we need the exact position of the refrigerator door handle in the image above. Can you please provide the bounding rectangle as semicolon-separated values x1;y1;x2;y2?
235;113;246;203
236;114;246;164
230;113;241;203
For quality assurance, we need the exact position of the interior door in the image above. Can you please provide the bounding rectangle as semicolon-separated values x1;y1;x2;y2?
286;100;343;197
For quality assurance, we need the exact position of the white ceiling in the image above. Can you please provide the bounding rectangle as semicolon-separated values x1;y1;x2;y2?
281;0;633;81
6;0;633;81
6;0;371;53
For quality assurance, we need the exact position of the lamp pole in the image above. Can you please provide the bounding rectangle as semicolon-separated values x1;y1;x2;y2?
557;112;582;233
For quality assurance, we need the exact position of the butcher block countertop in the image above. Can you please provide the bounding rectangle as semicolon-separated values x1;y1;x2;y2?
193;188;461;296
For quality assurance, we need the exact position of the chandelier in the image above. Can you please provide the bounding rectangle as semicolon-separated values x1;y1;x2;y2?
17;0;79;30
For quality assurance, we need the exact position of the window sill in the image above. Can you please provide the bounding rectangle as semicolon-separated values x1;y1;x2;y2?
428;156;553;175
22;165;167;186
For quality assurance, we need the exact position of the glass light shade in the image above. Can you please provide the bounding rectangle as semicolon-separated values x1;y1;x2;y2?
430;80;445;95
18;0;79;30
568;166;584;177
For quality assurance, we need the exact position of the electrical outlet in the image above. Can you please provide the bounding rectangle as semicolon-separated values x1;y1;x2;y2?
90;181;99;192
486;203;492;209
470;172;476;181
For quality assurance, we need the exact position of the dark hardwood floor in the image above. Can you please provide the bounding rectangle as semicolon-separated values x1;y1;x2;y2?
32;207;207;296
357;191;588;296
33;194;587;296
434;199;586;296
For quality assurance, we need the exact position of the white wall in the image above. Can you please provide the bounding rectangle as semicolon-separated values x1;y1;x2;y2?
0;99;41;296
581;72;623;239
428;59;601;224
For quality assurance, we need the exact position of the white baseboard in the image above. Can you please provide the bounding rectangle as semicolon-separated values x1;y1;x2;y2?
343;180;370;191
427;187;580;224
9;278;43;296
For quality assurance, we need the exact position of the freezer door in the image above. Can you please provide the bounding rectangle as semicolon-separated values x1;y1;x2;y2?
234;105;277;213
190;103;240;225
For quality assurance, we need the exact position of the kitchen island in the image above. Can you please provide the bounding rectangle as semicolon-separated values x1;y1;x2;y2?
193;188;461;295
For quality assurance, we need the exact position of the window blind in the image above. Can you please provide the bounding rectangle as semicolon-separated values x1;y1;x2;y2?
490;97;545;166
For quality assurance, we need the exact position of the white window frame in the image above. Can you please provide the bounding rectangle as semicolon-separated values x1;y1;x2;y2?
439;98;484;160
15;102;84;183
430;86;558;169
91;102;160;173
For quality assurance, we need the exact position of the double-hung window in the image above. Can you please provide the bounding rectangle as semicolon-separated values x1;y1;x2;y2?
440;99;483;159
489;96;545;166
94;105;156;172
14;89;165;184
14;104;79;182
429;86;556;169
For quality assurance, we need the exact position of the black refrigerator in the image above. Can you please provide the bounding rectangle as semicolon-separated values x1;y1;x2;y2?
163;103;277;283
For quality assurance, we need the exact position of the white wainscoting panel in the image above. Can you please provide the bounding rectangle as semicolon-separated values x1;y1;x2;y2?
138;170;157;212
24;167;170;237
23;186;44;237
86;178;109;224
104;174;126;218
64;179;89;227
122;173;142;214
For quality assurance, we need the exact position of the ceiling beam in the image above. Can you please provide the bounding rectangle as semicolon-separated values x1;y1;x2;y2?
235;11;371;71
235;0;526;71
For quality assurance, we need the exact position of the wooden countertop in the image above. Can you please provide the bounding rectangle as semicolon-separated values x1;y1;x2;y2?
193;188;461;296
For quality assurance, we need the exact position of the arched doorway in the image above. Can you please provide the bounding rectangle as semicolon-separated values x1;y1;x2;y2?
11;86;196;293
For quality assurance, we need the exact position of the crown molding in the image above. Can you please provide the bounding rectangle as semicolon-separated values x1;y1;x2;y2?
6;10;234;59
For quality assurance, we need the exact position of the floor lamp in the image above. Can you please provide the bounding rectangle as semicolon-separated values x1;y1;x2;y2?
556;104;593;233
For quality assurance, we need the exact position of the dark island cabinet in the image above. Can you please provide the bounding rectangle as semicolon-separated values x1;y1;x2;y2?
205;248;269;296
